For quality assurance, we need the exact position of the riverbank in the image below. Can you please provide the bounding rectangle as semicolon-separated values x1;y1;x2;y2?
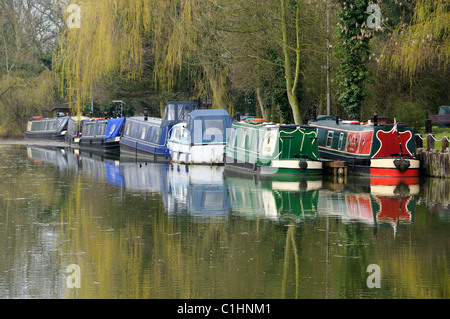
0;138;65;147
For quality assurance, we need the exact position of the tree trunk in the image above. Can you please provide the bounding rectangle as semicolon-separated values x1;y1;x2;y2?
256;87;267;119
280;0;303;125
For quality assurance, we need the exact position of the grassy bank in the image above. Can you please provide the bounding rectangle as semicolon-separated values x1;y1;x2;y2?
417;126;450;151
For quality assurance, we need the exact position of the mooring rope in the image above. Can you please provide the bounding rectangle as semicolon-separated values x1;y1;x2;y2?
415;133;450;142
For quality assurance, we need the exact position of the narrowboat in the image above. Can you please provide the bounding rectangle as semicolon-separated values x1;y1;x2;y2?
25;115;70;141
309;114;420;177
78;117;125;154
224;118;323;177
120;101;198;160
167;109;233;165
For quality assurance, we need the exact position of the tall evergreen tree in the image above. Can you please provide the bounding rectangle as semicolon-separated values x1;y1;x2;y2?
335;0;374;120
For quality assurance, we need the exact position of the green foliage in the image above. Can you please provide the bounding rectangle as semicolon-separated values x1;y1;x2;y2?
81;101;134;118
390;98;428;132
335;0;375;120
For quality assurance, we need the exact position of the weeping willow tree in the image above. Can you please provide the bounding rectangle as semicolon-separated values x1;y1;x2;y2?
55;0;231;115
381;0;449;79
55;0;153;114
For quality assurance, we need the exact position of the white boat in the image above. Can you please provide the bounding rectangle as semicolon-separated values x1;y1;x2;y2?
167;109;233;165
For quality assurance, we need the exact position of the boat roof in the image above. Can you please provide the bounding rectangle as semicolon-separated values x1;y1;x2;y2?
188;109;231;119
233;120;315;131
309;117;374;132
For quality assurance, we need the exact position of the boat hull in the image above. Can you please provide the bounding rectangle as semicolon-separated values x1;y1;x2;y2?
120;139;169;161
224;155;322;177
79;137;121;154
24;131;66;141
168;141;225;165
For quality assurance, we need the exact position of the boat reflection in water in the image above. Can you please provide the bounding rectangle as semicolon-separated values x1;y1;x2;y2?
165;164;230;217
26;146;418;231
318;176;418;236
225;172;322;223
120;161;230;218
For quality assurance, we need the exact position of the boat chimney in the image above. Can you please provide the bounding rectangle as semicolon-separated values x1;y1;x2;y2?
312;104;317;121
335;115;339;124
373;112;378;126
235;112;241;122
144;108;148;121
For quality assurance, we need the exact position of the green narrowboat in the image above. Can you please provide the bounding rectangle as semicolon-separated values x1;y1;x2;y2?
224;119;322;176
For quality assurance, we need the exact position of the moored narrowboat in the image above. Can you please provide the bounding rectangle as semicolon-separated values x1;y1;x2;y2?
78;117;125;154
309;114;420;177
120;101;198;160
25;115;70;141
167;109;233;165
224;118;323;177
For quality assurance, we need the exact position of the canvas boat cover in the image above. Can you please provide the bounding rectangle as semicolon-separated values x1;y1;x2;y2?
187;109;233;144
104;117;126;139
162;102;199;122
55;116;70;134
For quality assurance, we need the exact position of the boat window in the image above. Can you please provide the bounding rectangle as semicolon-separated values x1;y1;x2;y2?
338;132;344;149
326;131;334;148
154;128;160;143
227;127;237;146
262;129;278;156
84;124;91;136
204;119;224;143
164;107;176;121
172;127;181;140
43;120;53;131
240;129;247;147
100;122;106;135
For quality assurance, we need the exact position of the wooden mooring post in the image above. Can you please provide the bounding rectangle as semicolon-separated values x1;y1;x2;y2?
324;160;347;182
417;148;450;178
426;134;435;151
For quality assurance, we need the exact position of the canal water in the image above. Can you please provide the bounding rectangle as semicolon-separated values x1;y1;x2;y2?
0;142;448;299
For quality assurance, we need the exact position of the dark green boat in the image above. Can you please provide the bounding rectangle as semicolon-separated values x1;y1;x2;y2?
224;119;322;176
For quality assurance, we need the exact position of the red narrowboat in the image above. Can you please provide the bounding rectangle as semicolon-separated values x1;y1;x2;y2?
309;114;420;178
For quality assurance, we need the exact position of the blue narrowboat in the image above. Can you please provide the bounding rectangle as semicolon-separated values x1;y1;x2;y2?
78;117;126;154
120;101;198;160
